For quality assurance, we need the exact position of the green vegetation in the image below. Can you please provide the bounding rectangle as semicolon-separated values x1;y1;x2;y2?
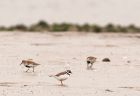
50;23;71;32
29;20;49;32
0;20;140;33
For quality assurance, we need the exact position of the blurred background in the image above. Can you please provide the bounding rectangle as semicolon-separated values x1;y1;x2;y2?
0;0;140;32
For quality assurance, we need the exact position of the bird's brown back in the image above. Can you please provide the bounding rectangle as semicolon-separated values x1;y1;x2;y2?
22;60;33;64
55;71;67;77
87;56;96;62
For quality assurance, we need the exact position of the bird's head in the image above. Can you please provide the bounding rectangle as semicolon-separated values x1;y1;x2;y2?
20;60;24;65
66;70;72;75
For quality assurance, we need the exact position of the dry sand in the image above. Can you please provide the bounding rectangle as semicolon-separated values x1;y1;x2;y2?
0;32;140;96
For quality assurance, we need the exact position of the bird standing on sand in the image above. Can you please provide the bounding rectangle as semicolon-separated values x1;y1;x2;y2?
49;70;72;86
20;59;40;72
86;56;97;70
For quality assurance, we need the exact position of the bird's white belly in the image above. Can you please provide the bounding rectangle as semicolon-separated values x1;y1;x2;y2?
55;74;69;81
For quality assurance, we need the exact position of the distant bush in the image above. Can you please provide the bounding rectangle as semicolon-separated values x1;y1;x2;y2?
6;24;28;31
126;24;140;32
115;25;127;32
14;24;28;31
0;26;7;31
29;20;49;32
50;23;71;32
0;20;140;33
75;25;83;31
81;24;91;32
91;25;102;32
68;24;79;31
104;23;117;32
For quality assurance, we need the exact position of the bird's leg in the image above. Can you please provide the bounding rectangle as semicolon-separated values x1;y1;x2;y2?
26;68;30;72
90;63;94;70
33;66;34;72
60;81;63;86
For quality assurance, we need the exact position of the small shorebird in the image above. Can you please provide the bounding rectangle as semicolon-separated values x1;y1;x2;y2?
86;56;97;70
20;59;40;72
49;70;72;86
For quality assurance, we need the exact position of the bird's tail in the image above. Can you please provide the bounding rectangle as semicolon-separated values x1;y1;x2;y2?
48;74;54;77
34;63;40;65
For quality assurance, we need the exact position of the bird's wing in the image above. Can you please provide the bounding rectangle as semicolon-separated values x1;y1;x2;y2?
55;71;66;77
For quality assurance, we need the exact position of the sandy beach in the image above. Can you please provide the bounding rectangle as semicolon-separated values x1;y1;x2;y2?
0;32;140;96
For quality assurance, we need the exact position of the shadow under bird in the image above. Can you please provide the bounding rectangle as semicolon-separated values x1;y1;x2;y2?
49;70;72;86
86;56;97;70
20;59;40;72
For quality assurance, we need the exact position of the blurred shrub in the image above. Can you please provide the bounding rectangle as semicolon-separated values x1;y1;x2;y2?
29;20;49;32
81;24;91;32
14;24;28;31
0;20;140;33
126;24;139;32
115;25;127;32
104;23;117;32
0;26;7;31
50;23;70;32
91;25;102;32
